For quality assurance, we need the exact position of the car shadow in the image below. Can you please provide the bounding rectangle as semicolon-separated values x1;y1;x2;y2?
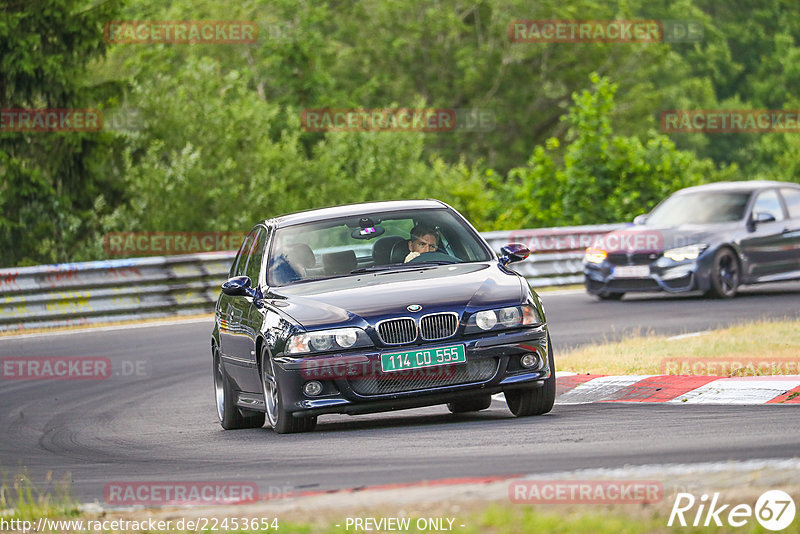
588;281;800;303
313;409;507;434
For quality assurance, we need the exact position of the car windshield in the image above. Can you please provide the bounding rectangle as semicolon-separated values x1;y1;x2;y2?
268;208;493;286
646;191;751;226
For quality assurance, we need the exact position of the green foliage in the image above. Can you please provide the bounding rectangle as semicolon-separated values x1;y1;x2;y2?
0;0;125;266
489;74;736;229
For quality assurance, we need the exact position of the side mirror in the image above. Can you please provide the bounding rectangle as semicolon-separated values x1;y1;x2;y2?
633;214;649;225
221;275;254;297
753;212;776;225
499;243;530;265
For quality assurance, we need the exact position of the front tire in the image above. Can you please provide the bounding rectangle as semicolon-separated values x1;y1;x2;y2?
447;395;492;414
505;336;556;417
261;348;317;434
213;344;265;430
704;247;739;298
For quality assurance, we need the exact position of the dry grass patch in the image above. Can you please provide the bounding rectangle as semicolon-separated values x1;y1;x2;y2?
558;318;800;376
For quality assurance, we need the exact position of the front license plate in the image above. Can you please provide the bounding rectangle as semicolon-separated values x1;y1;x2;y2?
614;265;650;278
381;344;466;373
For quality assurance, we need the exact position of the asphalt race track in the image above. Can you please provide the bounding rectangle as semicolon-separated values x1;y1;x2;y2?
1;282;798;503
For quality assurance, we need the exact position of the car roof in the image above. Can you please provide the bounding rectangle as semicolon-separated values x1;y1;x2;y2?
676;180;800;194
265;199;450;228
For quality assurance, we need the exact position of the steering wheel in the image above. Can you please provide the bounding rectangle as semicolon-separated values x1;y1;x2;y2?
407;250;460;264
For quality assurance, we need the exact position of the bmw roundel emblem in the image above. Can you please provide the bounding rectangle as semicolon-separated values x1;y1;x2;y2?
407;304;422;312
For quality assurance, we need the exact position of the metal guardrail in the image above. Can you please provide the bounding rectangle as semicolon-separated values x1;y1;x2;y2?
0;224;626;332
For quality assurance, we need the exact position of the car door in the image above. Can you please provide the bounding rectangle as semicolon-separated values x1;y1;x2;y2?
740;188;790;279
229;226;271;393
778;187;800;276
218;228;258;367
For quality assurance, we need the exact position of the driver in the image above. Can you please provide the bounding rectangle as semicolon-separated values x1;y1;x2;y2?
404;224;439;263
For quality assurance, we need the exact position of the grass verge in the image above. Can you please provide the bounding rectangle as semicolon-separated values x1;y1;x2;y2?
0;470;79;521
557;318;800;376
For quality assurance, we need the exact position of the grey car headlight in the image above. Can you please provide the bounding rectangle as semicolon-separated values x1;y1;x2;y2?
663;244;708;262
286;327;370;355
466;304;542;333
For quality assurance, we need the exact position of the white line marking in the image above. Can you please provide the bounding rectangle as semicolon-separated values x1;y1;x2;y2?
668;377;800;404
666;330;711;341
557;375;656;403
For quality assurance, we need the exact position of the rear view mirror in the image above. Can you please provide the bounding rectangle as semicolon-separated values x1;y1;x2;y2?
753;212;776;224
500;243;530;265
221;275;253;297
633;214;649;225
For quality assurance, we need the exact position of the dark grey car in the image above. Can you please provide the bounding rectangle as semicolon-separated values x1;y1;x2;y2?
584;181;800;299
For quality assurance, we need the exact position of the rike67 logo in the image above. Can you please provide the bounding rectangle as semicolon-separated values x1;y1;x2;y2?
669;490;796;531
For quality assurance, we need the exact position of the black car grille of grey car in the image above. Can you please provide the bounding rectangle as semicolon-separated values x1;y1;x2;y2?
608;278;660;291
348;358;498;395
607;252;661;266
377;313;459;345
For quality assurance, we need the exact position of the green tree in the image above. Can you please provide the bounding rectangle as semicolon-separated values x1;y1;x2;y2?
0;0;125;266
490;74;737;229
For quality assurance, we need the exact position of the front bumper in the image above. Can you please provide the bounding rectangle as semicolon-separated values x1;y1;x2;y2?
584;256;713;295
273;326;550;417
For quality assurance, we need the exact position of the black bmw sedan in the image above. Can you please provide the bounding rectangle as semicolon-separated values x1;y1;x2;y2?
584;180;800;299
212;200;554;433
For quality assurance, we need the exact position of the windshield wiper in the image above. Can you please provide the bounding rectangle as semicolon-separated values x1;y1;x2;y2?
350;263;440;274
407;260;458;266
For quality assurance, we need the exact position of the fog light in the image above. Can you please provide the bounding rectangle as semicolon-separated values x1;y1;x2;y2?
520;353;541;369
303;381;323;396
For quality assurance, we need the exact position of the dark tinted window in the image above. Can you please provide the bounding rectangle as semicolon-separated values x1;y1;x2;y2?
780;188;800;218
230;228;259;277
268;208;492;286
245;228;268;284
752;189;785;222
646;191;750;225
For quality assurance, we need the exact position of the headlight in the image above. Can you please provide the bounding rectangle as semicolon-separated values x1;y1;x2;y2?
584;247;608;264
286;327;369;355
475;310;498;330
663;244;708;262
467;305;542;333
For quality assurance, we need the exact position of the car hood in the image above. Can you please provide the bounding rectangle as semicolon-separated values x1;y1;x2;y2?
596;223;735;253
270;262;525;328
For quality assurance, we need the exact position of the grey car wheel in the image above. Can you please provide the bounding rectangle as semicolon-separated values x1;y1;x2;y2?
213;344;264;430
261;347;317;434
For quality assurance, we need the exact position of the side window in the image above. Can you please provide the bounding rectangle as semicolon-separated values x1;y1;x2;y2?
245;228;268;285
230;228;258;277
751;190;785;222
780;188;800;219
